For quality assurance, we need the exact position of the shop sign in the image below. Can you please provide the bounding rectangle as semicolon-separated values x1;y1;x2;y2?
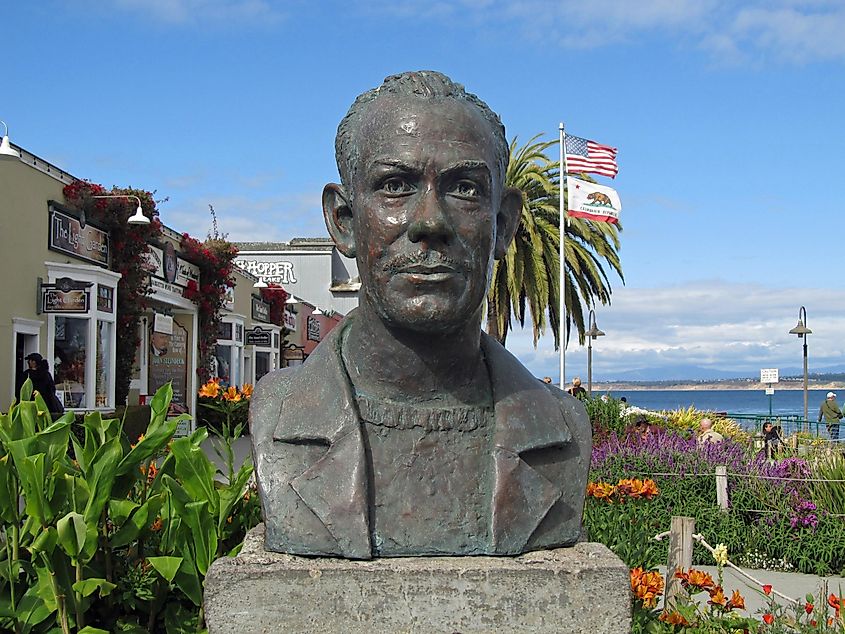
49;206;110;267
39;278;92;314
246;326;272;347
284;308;296;331
236;258;297;285
148;320;189;411
307;316;321;342
96;285;114;313
144;245;200;288
252;297;270;322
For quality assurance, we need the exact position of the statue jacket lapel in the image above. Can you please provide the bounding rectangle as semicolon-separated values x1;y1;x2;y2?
267;318;574;559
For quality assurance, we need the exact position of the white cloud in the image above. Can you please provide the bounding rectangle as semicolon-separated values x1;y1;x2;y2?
162;191;325;242
504;281;845;381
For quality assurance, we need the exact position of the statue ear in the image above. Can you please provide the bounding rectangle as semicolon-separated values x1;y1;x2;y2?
494;186;523;260
322;183;356;258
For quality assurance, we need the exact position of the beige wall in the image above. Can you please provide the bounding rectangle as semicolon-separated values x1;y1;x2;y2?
0;158;69;409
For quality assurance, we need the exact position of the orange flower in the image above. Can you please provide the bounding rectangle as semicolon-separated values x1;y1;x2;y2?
586;481;616;501
630;567;664;608
728;589;746;611
829;594;841;618
223;386;241;402
762;613;774;624
146;461;159;483
708;586;728;608
659;611;689;627
199;379;221;398
675;568;715;592
241;383;254;398
150;517;163;532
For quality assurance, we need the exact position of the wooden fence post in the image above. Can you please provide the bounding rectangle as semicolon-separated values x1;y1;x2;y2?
715;465;728;511
665;516;695;609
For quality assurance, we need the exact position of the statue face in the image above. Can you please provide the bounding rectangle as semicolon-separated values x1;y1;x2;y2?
347;95;510;332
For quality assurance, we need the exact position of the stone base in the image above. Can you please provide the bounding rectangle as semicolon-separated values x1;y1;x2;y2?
204;525;631;633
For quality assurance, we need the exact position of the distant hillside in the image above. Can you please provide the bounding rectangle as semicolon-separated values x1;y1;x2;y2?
603;365;845;383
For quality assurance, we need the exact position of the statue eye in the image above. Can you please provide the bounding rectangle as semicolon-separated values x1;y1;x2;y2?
450;180;479;199
381;177;414;196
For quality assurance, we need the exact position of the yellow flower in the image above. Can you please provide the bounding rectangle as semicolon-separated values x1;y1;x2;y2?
586;481;616;501
199;378;221;398
241;383;254;399
223;386;241;402
712;543;729;567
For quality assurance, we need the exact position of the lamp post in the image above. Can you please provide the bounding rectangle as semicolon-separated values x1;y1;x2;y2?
92;194;150;225
586;309;605;397
788;306;812;429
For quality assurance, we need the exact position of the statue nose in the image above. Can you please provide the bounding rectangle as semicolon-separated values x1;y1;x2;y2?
407;190;451;245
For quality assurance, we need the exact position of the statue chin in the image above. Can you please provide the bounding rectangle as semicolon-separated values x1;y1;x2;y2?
367;292;484;336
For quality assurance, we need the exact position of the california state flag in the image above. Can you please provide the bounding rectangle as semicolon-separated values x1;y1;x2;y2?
566;176;621;224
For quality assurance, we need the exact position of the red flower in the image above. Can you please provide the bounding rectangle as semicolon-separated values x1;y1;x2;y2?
762;613;773;624
805;602;814;614
762;585;772;596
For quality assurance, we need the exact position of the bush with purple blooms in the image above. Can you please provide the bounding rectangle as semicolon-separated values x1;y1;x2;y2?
586;426;845;575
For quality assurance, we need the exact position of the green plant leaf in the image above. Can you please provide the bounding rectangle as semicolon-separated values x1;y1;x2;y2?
0;454;18;523
109;493;164;548
82;437;122;526
78;627;111;634
172;554;203;606
183;500;217;576
217;460;254;535
56;511;87;559
108;498;140;527
147;556;183;583
170;437;218;515
72;578;116;598
18;453;49;525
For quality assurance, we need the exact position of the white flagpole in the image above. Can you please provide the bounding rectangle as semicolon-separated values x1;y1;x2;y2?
559;122;567;390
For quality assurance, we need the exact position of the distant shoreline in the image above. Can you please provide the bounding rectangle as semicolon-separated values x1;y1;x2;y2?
593;382;845;392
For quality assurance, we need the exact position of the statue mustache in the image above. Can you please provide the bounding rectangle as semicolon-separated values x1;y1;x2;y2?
384;250;459;274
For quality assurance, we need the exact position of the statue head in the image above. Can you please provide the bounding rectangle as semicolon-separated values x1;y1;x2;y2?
323;71;522;334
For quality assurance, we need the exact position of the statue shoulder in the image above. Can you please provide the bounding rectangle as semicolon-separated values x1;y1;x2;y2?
248;367;299;439
545;383;592;443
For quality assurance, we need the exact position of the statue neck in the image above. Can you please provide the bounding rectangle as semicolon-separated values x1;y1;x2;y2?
342;303;489;405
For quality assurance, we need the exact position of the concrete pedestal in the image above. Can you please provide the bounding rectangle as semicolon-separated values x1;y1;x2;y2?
204;525;631;633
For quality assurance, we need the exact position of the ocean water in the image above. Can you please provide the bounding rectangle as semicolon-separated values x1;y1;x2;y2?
608;388;833;418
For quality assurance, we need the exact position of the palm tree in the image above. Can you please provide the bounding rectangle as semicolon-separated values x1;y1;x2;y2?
486;135;624;349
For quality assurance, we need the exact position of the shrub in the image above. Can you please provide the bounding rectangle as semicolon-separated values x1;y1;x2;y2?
0;381;259;633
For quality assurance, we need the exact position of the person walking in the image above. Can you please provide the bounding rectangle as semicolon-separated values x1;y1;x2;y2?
818;392;842;440
23;353;63;414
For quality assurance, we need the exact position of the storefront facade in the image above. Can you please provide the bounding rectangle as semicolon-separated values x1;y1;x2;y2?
0;146;119;412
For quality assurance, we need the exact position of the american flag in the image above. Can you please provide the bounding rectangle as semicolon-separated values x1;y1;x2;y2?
564;135;618;178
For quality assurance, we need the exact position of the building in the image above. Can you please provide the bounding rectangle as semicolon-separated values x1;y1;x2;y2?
0;142;347;422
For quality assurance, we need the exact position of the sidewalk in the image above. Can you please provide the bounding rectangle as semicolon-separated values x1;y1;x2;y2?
659;565;844;615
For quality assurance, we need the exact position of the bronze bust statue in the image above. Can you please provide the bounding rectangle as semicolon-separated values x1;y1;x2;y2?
250;71;591;559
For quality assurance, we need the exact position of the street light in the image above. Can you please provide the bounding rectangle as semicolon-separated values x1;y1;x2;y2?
252;279;268;289
92;194;150;225
586;309;605;396
0;121;21;158
788;306;812;428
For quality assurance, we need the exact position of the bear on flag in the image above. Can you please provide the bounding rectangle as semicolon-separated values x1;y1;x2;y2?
566;176;621;224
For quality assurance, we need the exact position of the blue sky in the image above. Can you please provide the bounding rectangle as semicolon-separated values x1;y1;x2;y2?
6;1;845;381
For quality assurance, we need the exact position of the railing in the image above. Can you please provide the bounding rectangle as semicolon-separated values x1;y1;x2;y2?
724;412;833;438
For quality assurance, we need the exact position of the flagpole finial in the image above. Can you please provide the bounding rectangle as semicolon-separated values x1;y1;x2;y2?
559;122;564;130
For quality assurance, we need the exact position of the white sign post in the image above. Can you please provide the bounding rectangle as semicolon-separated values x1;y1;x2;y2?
760;368;779;418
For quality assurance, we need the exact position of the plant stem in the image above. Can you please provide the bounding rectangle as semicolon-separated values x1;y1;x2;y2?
75;560;85;629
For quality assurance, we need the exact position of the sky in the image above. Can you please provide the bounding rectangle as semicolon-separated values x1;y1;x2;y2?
5;0;845;382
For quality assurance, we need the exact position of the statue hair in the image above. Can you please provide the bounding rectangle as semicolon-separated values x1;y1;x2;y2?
335;70;509;192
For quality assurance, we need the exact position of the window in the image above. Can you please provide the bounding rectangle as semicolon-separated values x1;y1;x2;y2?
214;317;245;387
96;321;112;407
54;317;89;408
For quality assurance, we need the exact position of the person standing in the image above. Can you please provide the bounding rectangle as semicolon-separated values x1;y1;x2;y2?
567;377;587;399
818;392;842;440
697;418;724;445
23;353;64;414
